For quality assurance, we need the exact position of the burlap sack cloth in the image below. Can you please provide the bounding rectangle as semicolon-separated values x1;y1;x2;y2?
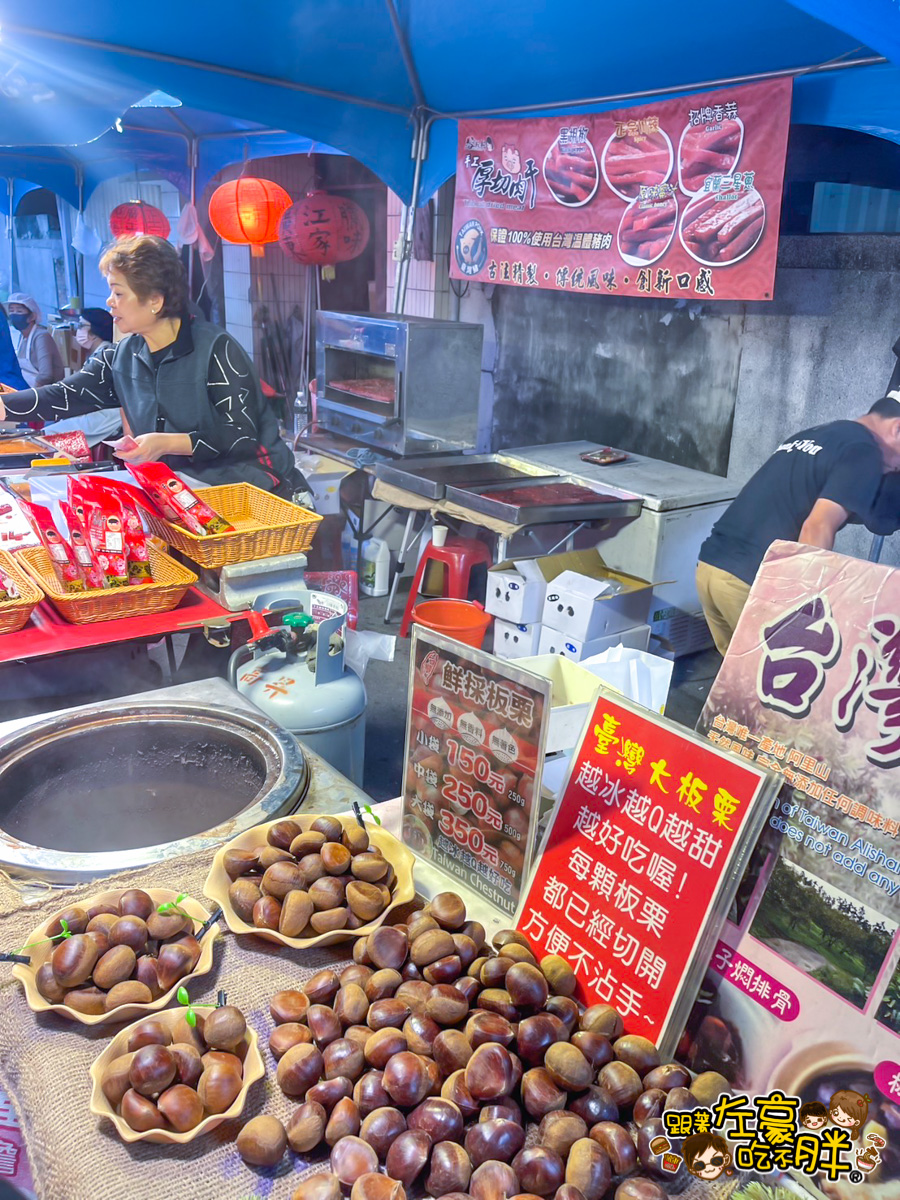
0;859;749;1200
0;850;351;1200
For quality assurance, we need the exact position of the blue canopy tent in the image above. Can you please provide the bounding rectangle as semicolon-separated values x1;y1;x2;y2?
0;103;344;212
0;0;898;306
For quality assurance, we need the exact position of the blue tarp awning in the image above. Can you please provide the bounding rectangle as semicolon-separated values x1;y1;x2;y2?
0;100;345;210
0;1;898;203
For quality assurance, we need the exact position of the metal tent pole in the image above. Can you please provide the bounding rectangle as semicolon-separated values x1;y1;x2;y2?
396;113;426;315
188;137;198;293
7;179;15;293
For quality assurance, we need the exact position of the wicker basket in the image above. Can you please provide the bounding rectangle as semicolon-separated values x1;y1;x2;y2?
142;483;322;570
0;550;43;634
18;545;198;624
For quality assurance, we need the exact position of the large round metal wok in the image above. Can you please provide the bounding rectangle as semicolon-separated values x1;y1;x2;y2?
0;702;309;883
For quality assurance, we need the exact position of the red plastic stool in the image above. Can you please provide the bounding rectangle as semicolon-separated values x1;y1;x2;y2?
400;537;493;637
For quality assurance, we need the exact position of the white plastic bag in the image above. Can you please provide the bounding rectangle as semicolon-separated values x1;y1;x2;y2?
343;627;396;678
579;644;674;714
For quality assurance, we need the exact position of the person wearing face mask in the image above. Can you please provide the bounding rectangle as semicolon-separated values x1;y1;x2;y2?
74;307;114;360
0;236;309;500
41;308;122;447
6;294;64;388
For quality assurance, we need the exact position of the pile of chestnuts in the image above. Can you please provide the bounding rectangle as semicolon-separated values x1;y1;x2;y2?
34;889;206;1015
224;817;398;938
100;1005;251;1133
232;891;729;1200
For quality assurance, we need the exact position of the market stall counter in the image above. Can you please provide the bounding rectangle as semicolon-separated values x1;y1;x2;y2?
507;441;738;655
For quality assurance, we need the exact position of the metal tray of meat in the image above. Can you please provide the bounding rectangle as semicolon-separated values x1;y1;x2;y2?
444;475;643;525
374;453;559;500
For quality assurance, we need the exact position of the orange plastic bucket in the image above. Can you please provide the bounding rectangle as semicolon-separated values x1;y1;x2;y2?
412;599;492;649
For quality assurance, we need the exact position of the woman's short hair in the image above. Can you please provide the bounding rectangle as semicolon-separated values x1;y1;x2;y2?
99;235;188;319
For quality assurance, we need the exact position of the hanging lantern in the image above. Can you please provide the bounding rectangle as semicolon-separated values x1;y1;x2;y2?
208;177;292;257
109;201;171;239
278;191;370;266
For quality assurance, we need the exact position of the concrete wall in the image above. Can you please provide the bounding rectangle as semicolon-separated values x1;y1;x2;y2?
458;233;900;564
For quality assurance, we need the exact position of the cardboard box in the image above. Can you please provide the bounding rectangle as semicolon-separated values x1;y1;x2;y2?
541;551;653;640
493;619;543;659
538;622;651;662
487;547;652;629
484;558;549;624
516;653;609;753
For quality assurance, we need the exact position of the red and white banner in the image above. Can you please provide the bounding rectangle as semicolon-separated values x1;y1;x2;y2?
450;78;792;303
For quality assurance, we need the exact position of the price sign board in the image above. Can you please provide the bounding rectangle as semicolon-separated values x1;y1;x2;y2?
517;687;777;1054
401;628;551;916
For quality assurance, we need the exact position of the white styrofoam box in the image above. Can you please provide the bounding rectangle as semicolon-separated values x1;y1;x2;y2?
515;653;608;753
542;568;653;640
538;622;651;662
493;619;542;659
485;559;548;623
294;453;351;517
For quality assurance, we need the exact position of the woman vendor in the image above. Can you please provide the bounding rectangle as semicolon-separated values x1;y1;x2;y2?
0;237;308;499
6;294;64;388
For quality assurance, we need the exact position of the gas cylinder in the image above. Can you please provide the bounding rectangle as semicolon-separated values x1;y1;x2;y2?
228;591;367;787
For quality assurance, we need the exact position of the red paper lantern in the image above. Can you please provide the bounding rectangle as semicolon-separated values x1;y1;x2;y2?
208;177;292;257
109;201;171;239
278;191;370;266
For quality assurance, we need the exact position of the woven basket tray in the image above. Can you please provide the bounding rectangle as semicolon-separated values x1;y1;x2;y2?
18;545;198;624
142;482;322;569
0;550;43;634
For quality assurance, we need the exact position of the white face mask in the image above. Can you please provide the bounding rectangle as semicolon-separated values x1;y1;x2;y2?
75;326;93;348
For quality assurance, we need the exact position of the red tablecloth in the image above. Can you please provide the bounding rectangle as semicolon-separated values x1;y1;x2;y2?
0;588;240;663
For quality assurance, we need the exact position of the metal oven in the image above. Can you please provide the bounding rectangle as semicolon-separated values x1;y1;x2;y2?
316;312;483;457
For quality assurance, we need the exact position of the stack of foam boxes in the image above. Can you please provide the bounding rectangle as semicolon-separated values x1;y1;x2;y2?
486;550;653;663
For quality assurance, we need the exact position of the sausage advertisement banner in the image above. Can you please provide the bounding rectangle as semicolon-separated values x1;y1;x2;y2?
401;629;550;916
683;540;900;1189
450;78;792;302
516;688;776;1055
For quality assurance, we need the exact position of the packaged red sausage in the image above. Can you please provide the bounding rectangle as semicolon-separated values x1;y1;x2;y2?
60;500;106;590
82;478;154;585
18;498;86;592
86;496;130;588
125;462;234;535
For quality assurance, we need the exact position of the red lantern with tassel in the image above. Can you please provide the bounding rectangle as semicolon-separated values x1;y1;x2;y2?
208;177;292;257
278;191;370;266
109;201;171;239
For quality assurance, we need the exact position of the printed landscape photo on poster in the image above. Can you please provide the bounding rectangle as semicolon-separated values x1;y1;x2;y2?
401;628;551;916
516;686;777;1057
683;539;900;1192
450;77;792;303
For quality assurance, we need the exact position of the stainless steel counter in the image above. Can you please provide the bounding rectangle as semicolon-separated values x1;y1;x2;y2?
508;440;737;512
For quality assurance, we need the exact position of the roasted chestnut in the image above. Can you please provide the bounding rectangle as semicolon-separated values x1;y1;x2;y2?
385;1129;431;1186
589;1121;638;1175
599;1061;643;1109
287;1101;327;1152
521;1067;567;1119
330;1135;379;1186
539;1111;588;1159
465;1118;526;1166
465;1042;514;1101
566;1138;612;1200
512;1147;565;1197
427;1141;473;1196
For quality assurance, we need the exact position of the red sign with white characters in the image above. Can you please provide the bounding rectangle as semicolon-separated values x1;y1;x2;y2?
518;689;776;1054
401;629;550;916
450;78;792;302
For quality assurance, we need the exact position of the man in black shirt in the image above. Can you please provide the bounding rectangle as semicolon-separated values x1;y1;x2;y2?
697;396;900;654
